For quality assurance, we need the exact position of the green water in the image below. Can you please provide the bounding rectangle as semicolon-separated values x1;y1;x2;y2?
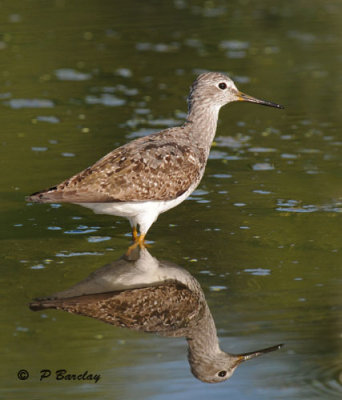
1;0;342;399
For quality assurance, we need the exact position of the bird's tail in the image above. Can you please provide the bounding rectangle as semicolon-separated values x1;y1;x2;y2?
25;186;61;203
29;297;60;311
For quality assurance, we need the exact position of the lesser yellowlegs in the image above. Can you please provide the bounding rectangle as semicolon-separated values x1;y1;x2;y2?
27;72;283;246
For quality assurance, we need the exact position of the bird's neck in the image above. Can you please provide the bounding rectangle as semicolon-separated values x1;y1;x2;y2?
186;304;221;361
185;100;221;157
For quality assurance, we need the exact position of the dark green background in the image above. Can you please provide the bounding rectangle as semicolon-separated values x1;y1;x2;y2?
1;1;341;399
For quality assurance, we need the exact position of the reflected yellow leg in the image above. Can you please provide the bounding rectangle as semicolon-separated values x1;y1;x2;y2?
125;232;148;257
138;233;146;248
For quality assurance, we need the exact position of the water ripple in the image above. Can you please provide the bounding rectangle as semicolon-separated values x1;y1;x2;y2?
4;98;54;109
219;40;249;50
289;359;342;399
87;236;111;243
64;225;99;234
85;94;125;107
55;251;103;257
115;68;132;78
55;68;92;81
31;147;48;152
252;163;275;171
215;135;250;149
276;199;342;213
248;147;277;153
244;268;271;276
126;128;158;139
310;361;342;398
36;115;60;124
136;42;179;52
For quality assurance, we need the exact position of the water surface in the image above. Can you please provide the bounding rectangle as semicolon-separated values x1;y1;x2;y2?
1;1;342;399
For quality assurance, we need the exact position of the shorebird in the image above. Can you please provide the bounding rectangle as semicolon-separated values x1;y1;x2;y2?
26;72;283;247
30;247;283;383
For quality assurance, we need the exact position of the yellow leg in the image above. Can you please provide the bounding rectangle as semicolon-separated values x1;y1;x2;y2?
132;226;138;242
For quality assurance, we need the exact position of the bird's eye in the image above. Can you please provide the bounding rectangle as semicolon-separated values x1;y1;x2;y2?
218;82;227;90
218;370;227;377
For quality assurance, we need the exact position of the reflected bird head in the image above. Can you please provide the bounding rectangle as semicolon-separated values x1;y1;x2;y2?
189;344;283;383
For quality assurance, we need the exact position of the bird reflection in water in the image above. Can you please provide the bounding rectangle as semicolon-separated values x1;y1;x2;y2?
30;247;282;383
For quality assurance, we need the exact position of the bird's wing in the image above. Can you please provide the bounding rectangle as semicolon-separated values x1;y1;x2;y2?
30;283;204;334
28;129;206;203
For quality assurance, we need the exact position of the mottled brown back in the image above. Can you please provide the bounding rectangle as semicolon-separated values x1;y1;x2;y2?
27;126;206;203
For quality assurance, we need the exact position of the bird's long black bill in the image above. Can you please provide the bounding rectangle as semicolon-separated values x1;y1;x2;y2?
238;91;284;109
236;343;283;364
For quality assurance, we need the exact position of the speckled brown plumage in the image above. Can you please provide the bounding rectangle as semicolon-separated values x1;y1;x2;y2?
27;127;206;203
30;281;205;335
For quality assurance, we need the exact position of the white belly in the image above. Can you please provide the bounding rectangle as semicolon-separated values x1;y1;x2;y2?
74;183;197;234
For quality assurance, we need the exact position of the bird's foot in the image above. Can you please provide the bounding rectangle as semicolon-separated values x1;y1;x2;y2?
125;233;149;257
138;233;152;248
136;233;149;248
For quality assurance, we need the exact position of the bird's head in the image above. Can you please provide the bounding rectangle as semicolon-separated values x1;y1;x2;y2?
188;72;284;110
